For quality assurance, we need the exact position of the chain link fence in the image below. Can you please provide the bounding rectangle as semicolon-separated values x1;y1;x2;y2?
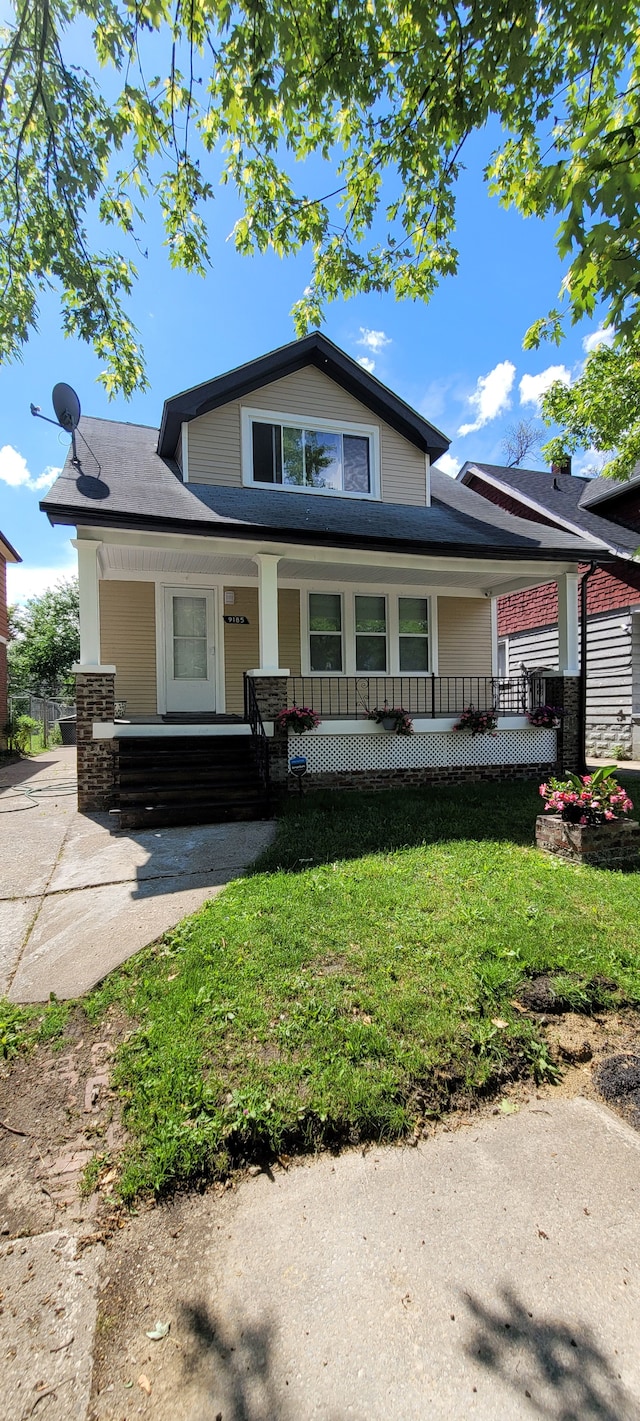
7;693;75;750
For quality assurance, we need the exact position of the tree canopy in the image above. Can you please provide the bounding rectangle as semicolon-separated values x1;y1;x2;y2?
542;335;640;484
2;0;640;396
8;578;80;698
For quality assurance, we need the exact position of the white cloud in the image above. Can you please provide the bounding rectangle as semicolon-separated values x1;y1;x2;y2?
457;360;516;436
519;365;571;408
572;447;609;479
582;325;614;354
357;327;391;355
358;355;376;374
433;452;461;479
0;444;60;493
7;552;76;605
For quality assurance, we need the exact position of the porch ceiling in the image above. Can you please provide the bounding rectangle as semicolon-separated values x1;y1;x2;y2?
98;538;577;595
99;543;258;579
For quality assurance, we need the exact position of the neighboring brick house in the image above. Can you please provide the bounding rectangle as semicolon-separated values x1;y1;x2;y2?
458;462;640;758
0;530;22;743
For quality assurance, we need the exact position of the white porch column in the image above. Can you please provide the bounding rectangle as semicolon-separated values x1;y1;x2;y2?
490;597;499;677
250;553;290;675
557;572;580;674
72;538;105;668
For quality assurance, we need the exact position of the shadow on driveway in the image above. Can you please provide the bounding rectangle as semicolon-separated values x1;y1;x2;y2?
464;1285;640;1420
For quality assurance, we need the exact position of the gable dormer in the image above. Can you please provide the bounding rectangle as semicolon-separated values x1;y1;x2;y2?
158;333;449;508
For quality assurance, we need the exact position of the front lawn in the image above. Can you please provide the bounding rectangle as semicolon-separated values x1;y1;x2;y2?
84;779;640;1201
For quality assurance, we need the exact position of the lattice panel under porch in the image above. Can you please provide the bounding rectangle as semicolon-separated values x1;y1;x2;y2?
291;728;556;774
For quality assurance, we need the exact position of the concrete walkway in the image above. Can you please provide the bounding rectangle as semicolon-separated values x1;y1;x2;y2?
88;1095;640;1420
0;747;275;1002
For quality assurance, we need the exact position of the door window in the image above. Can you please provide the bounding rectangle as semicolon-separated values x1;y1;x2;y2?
172;595;207;679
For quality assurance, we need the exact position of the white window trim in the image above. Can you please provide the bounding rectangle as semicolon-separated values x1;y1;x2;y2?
240;406;381;501
307;590;346;675
301;588;434;676
355;593;389;676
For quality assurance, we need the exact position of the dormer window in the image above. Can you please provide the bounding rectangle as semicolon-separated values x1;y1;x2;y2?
242;408;379;499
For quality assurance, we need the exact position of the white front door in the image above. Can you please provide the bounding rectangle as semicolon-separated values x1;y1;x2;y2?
163;587;216;713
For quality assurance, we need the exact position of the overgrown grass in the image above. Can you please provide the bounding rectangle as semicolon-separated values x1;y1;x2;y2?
81;779;640;1202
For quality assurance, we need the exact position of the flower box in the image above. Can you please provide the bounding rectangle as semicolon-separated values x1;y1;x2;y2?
536;814;640;869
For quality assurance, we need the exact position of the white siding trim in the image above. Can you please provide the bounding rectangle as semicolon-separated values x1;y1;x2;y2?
181;421;189;483
490;597;499;676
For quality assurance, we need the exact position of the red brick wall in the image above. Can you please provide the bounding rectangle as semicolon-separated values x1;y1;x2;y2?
0;556;7;642
596;488;640;534
0;557;7;734
0;642;7;735
498;562;640;636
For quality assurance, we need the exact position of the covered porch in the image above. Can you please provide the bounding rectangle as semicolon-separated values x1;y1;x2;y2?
72;529;583;815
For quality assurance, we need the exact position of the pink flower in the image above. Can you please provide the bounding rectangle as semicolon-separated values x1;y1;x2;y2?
604;809;616;821
580;815;588;825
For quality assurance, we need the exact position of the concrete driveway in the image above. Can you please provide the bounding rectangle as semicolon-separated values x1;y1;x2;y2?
0;747;275;1002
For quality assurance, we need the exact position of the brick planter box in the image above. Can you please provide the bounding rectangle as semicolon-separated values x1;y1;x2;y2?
536;814;640;869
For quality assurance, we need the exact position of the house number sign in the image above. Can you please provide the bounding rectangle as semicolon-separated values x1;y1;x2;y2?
223;614;250;624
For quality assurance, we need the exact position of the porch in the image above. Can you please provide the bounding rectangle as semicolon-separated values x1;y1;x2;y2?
70;532;583;819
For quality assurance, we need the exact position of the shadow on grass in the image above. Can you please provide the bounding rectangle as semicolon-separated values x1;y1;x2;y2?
463;1286;639;1420
180;1301;289;1421
253;779;545;874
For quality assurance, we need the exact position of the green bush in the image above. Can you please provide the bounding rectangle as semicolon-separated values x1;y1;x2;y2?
4;714;42;754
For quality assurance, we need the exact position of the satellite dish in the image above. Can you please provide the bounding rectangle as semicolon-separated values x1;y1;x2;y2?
52;382;81;432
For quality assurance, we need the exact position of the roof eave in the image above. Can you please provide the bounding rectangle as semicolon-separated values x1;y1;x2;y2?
0;532;21;563
41;501;610;564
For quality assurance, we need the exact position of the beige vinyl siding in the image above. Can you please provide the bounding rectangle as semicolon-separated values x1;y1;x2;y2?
187;365;427;505
223;587;259;714
189;401;241;488
99;581;157;714
223;587;302;713
437;597;492;677
278;589;301;676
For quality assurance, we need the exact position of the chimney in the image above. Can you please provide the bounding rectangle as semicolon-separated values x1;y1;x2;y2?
551;456;571;477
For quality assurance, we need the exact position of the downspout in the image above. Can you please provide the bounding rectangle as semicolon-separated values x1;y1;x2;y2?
578;562;597;774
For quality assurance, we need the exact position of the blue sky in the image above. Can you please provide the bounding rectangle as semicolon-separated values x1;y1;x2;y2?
0;124;609;603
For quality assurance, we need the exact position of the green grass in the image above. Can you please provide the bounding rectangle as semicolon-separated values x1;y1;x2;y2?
78;778;640;1202
0;996;72;1059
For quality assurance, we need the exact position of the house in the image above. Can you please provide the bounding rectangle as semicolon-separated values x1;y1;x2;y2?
40;334;607;825
458;461;640;760
0;530;21;744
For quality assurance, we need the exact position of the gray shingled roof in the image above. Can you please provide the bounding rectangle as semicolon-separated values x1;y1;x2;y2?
459;462;640;557
41;417;605;562
579;462;640;509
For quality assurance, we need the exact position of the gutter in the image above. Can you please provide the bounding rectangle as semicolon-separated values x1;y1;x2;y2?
578;562;598;773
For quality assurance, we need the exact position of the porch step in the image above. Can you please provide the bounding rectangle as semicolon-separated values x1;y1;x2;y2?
117;734;269;829
119;800;268;830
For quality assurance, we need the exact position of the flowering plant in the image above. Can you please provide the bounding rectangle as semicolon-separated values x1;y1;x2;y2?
453;705;498;736
366;702;414;735
527;704;564;728
275;705;321;734
539;765;634;826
